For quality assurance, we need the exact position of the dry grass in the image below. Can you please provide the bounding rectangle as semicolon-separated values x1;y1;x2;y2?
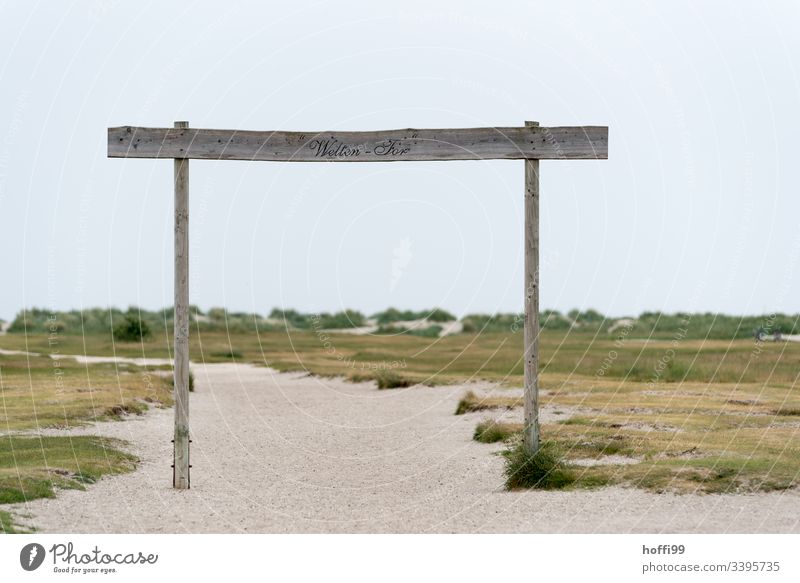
0;352;172;522
3;328;800;387
0;353;173;431
455;390;521;415
2;327;800;495
375;370;413;389
0;435;137;505
474;375;800;493
503;440;578;490
473;420;522;443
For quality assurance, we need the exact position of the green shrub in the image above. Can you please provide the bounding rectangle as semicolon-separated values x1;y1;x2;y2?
269;308;311;329
568;308;605;323
426;308;456;322
10;306;800;340
460;313;520;333
460;311;570;333
112;314;152;342
315;310;366;329
540;310;572;330
373;308;414;324
373;307;453;324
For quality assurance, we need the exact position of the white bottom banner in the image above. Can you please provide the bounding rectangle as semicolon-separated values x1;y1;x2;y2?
1;534;797;582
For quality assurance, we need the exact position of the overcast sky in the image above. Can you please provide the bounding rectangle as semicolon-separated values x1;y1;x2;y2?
1;0;798;320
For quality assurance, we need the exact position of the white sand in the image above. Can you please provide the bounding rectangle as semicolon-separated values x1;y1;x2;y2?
0;348;172;367
58;354;173;366
7;363;800;533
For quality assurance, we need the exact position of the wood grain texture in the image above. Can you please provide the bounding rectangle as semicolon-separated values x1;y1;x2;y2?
108;125;608;161
173;121;191;490
523;121;540;455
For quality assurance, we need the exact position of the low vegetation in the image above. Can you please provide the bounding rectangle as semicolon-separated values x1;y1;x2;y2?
376;324;443;337
408;325;443;338
210;349;243;360
0;351;174;530
112;313;152;342
373;307;455;324
455;391;521;415
274;309;367;330
465;373;800;493
375;370;413;389
9;306;800;340
0;353;173;431
0;436;137;505
2;306;800;497
0;509;29;534
774;407;800;417
503;441;577;490
460;313;522;333
473;420;521;443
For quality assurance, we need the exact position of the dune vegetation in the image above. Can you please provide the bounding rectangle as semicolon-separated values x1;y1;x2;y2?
0;304;798;520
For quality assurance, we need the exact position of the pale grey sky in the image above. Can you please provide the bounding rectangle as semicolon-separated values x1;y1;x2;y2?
1;0;798;320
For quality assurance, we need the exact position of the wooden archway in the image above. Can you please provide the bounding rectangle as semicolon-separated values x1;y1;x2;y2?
108;121;609;488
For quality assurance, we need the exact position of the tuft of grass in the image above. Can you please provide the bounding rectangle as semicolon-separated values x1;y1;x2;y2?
455;390;521;415
112;314;152;342
503;440;576;490
473;420;521;443
774;407;800;416
211;350;243;360
103;402;147;420
375;370;412;389
347;372;372;383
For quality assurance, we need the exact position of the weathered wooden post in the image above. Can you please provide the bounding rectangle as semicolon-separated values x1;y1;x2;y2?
173;120;191;489
523;120;540;455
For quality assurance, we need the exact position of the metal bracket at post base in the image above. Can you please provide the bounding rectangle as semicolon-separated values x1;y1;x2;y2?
171;438;192;489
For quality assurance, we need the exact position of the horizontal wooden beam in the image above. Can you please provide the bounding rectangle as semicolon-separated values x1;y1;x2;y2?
108;125;608;162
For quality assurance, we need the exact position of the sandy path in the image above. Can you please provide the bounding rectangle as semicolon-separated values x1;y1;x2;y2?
7;363;800;533
0;347;172;367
